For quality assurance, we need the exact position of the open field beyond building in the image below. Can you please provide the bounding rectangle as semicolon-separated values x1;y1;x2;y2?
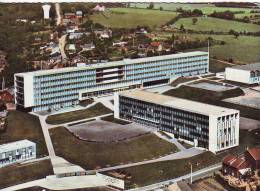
50;127;179;169
129;3;257;15
0;159;53;189
183;34;260;64
108;128;260;188
174;17;260;33
90;8;178;29
46;103;112;125
0;111;48;157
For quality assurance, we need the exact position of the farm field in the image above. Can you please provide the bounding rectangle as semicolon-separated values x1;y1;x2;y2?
181;34;260;64
89;8;178;29
129;3;258;15
174;17;260;32
50;127;179;169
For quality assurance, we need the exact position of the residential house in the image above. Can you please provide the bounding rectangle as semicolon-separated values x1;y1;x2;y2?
76;11;83;18
245;148;260;170
93;4;106;12
0;90;14;103
222;155;251;178
81;43;95;51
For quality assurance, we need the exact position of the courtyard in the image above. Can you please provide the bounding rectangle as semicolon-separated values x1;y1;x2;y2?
66;118;152;143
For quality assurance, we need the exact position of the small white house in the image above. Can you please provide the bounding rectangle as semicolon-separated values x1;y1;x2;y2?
0;140;36;168
225;63;260;84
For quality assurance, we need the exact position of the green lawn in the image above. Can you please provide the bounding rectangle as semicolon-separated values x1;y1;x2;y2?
46;103;112;125
50;127;179;169
90;8;178;29
108;128;260;188
181;34;260;64
129;3;258;15
174;17;260;32
0;111;48;157
0;159;53;189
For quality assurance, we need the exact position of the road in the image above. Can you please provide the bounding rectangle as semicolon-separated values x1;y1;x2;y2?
127;163;222;191
55;3;61;26
59;34;67;62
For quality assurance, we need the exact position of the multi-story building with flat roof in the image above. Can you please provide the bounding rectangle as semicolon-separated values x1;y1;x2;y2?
225;63;260;84
0;140;36;168
114;90;240;153
15;51;209;112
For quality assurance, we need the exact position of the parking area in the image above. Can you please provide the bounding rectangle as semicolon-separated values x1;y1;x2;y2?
188;82;235;92
240;117;260;130
224;89;260;109
66;119;153;142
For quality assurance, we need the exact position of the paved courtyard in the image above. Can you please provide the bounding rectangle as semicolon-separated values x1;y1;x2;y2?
66;119;152;142
224;89;260;109
188;82;235;92
240;117;260;130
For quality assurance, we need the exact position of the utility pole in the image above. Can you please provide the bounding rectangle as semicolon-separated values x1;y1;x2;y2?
2;77;5;90
189;162;193;184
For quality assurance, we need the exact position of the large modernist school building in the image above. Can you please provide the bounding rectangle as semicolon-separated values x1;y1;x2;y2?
114;90;240;153
15;51;209;112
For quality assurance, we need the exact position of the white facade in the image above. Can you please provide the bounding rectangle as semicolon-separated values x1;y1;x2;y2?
0;140;36;168
225;63;260;84
225;67;251;84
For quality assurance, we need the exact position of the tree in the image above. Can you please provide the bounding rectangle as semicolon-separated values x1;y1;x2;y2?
159;6;163;11
192;9;203;16
148;3;154;9
192;18;198;25
180;24;185;31
234;32;239;39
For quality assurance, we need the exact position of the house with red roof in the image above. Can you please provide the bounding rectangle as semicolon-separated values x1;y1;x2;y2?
222;154;251;178
245;147;260;170
0;90;14;103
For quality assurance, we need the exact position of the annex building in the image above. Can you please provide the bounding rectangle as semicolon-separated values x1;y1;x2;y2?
15;51;208;112
114;90;240;153
225;63;260;84
0;140;36;168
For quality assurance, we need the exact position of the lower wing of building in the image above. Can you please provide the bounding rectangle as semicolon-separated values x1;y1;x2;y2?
14;51;208;112
114;90;239;153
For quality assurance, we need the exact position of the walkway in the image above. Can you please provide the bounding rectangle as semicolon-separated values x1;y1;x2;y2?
153;131;186;151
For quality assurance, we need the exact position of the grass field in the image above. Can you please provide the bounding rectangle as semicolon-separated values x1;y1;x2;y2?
174;17;260;32
109;128;260;188
0;159;53;189
46;103;112;125
0;111;48;157
89;8;178;29
129;3;258;15
50;127;179;169
181;34;260;64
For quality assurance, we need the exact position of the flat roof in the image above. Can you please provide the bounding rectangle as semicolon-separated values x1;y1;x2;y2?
118;90;239;116
15;51;208;77
0;139;35;153
231;63;260;71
